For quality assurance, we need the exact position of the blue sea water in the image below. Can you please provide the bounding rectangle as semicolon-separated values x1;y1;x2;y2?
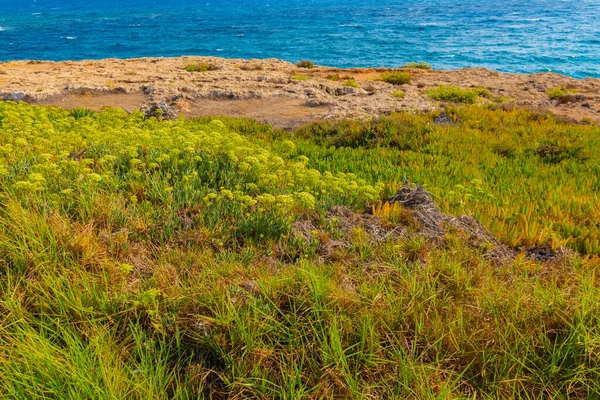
1;0;599;78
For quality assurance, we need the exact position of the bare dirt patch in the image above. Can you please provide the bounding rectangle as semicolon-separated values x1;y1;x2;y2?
1;57;599;126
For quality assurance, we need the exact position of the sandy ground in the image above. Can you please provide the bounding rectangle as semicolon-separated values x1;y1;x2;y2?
1;56;599;128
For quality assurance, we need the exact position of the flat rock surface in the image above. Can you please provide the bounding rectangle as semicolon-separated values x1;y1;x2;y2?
1;56;599;128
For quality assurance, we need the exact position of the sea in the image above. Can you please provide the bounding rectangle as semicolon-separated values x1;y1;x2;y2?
1;0;599;78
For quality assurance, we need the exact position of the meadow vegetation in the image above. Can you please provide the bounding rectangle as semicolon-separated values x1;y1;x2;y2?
0;102;599;398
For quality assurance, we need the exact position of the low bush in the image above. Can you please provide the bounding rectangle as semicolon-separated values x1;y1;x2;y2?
291;73;308;81
295;60;315;69
426;85;480;103
380;71;412;85
184;61;218;72
403;61;432;69
547;86;575;100
342;79;359;88
391;89;405;99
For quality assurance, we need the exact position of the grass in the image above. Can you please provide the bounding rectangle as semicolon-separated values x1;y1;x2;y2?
184;61;218;72
0;102;600;398
341;79;359;88
380;71;412;85
403;61;432;69
547;86;575;100
295;60;315;69
391;89;405;99
427;85;491;104
291;73;308;81
70;107;95;119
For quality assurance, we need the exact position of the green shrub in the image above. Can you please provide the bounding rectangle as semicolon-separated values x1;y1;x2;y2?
325;74;341;81
533;141;588;164
546;86;573;100
380;71;412;85
295;60;315;69
426;85;480;103
473;87;492;98
291;73;308;81
391;89;405;99
184;62;218;72
403;61;432;70
342;79;359;88
295;113;432;150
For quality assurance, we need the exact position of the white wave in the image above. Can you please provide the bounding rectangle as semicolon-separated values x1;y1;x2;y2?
66;36;77;40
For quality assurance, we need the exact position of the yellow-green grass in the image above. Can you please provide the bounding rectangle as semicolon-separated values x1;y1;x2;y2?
547;86;576;100
184;61;218;72
292;73;308;81
403;61;432;69
427;85;491;104
380;71;412;85
0;102;600;398
391;89;405;99
341;79;360;88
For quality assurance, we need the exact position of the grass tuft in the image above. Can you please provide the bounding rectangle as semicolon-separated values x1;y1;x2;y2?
426;84;486;103
342;79;360;88
403;61;432;69
184;61;218;72
380;71;412;85
295;60;315;69
391;89;405;99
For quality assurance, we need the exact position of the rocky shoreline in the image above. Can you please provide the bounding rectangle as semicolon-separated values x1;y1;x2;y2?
1;56;599;128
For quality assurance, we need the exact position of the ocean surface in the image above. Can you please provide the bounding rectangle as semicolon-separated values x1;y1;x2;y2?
1;0;599;78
